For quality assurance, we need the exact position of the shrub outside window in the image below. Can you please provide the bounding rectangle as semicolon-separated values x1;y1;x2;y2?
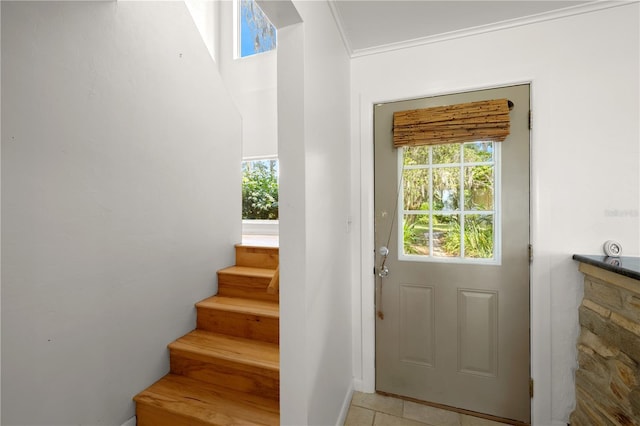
242;158;278;220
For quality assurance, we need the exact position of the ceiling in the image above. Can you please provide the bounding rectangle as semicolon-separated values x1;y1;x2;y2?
328;1;599;56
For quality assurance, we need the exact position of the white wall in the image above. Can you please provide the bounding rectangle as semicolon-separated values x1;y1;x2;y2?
185;0;218;63
0;2;3;419
276;1;353;424
218;0;278;159
350;3;639;425
1;2;242;425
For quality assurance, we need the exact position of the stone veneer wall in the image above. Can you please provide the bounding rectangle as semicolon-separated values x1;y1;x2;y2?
571;263;640;426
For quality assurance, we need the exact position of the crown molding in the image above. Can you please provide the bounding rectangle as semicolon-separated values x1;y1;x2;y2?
328;1;636;59
327;0;354;57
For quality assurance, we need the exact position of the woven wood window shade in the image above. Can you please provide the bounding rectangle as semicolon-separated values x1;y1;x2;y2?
393;98;511;148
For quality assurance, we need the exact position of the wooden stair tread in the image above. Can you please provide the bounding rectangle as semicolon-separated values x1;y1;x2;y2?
169;330;279;371
218;266;275;279
196;296;279;318
135;241;281;424
134;374;279;426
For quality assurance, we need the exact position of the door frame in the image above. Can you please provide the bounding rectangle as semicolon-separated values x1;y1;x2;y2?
353;81;549;424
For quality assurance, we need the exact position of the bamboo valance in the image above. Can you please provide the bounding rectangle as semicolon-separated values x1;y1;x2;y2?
393;98;511;148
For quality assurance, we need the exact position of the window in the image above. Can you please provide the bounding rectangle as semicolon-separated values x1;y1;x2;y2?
242;158;279;220
237;0;276;58
400;142;500;263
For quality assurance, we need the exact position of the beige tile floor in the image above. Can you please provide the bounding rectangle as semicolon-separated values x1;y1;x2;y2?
345;392;512;426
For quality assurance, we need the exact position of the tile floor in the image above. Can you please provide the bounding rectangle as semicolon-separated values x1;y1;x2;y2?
345;392;512;426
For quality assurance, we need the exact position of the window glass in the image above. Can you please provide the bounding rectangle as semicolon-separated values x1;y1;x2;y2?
239;0;276;58
242;159;278;220
399;142;499;263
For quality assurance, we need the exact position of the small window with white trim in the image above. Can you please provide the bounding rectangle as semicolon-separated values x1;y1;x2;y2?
399;141;500;263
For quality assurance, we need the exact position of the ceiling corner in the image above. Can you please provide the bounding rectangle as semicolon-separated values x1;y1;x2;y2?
327;0;355;57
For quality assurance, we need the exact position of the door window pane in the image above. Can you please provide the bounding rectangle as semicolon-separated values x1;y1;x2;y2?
403;214;430;255
464;141;494;162
403;169;430;210
433;214;460;257
432;144;461;164
433;167;460;211
464;215;494;259
464;166;494;211
404;146;430;165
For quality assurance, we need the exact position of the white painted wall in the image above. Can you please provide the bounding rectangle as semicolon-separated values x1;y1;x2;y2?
1;2;241;425
276;1;353;424
185;0;219;62
0;2;3;419
218;0;278;159
350;3;639;425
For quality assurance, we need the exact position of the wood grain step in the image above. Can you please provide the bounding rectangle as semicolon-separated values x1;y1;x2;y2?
134;373;279;426
169;330;279;399
217;266;278;302
235;244;279;270
196;296;279;343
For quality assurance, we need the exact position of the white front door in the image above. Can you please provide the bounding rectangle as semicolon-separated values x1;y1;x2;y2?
374;85;531;423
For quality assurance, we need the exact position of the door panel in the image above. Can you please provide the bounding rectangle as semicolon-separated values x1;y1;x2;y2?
374;85;530;423
399;284;435;366
457;289;498;377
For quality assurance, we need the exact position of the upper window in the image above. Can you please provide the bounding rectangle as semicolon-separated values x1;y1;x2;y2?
238;0;276;58
399;142;500;263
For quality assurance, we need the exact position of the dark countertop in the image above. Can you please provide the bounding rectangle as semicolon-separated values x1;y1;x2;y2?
573;254;640;281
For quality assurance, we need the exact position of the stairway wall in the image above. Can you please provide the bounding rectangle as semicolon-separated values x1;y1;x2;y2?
217;0;278;159
275;1;353;425
1;2;241;425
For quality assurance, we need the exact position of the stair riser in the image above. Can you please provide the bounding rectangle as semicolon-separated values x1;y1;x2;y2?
137;402;272;426
217;286;279;302
235;246;279;269
170;351;279;400
196;308;279;344
134;374;279;426
217;274;279;302
136;404;212;426
218;272;272;288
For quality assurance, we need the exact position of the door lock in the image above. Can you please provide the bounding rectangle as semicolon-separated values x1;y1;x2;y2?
378;265;389;277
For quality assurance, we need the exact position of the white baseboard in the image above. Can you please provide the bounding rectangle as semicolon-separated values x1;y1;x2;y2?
336;382;355;426
353;378;374;393
121;415;136;426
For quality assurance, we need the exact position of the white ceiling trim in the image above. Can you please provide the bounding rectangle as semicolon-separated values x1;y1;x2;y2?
328;1;635;58
327;0;354;55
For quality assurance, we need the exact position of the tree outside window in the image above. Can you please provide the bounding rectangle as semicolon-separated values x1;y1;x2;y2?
239;0;276;57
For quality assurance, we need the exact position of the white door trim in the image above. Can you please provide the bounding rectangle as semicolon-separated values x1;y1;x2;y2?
352;81;554;425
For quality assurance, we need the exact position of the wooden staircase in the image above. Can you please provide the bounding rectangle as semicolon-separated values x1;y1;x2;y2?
134;244;280;426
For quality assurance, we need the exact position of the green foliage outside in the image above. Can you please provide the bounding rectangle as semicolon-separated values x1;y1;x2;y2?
242;160;278;220
442;216;494;258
